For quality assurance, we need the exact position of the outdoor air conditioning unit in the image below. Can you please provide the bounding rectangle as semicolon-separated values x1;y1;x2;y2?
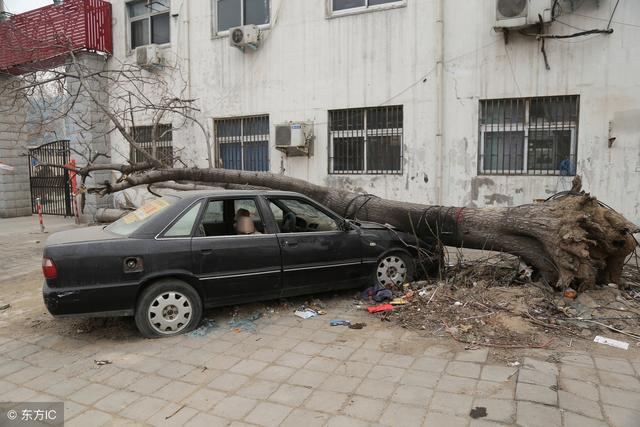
135;44;163;69
275;122;314;157
229;25;260;50
495;0;553;29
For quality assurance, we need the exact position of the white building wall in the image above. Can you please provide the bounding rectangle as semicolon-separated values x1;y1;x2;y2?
106;0;640;225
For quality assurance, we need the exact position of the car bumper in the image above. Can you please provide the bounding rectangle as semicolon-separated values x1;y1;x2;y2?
43;280;137;317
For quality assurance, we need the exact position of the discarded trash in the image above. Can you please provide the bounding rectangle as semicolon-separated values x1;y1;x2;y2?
563;287;577;299
374;289;393;302
189;319;217;337
607;283;618;289
367;304;393;313
294;309;318;319
453;301;463;306
228;312;262;332
348;322;366;329
0;303;10;311
390;298;407;305
507;361;521;367
330;320;351;326
593;335;629;350
469;407;487;419
94;360;112;366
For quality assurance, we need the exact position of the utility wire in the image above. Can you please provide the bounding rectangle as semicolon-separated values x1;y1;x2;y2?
607;0;621;30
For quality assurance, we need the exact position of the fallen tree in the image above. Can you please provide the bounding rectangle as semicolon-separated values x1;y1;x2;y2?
89;167;639;292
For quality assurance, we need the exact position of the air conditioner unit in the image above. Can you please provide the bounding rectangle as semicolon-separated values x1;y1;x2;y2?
229;25;260;50
135;44;162;69
275;122;314;157
495;0;553;29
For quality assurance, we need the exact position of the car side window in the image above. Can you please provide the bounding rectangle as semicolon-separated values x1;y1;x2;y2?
199;198;266;237
269;198;339;233
163;201;203;237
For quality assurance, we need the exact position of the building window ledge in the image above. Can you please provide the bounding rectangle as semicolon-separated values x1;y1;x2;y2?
326;1;407;19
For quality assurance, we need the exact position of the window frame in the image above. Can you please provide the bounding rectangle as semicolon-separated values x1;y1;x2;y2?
192;195;274;239
129;124;174;166
327;0;407;18
478;96;579;176
214;114;270;172
126;0;171;51
328;106;403;175
212;0;271;37
266;196;344;235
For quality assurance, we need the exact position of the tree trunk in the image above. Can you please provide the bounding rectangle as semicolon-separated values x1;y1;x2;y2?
99;168;639;290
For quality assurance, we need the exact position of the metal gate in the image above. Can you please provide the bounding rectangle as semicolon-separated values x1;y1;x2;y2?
28;140;72;216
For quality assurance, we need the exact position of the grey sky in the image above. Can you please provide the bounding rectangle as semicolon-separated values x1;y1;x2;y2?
3;0;53;14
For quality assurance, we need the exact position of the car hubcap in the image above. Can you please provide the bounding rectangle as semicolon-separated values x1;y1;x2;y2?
148;291;192;334
377;256;407;286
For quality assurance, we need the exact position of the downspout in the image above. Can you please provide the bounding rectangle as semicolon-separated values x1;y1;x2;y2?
435;0;444;204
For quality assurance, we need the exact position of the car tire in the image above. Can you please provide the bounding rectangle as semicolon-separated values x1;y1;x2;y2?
135;279;202;338
375;251;415;288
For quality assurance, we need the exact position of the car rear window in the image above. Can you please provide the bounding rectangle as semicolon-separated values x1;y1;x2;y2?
106;196;178;236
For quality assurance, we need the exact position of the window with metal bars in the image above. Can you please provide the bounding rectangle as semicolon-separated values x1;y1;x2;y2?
478;96;579;175
129;124;173;165
127;0;170;50
214;115;270;172
328;106;403;174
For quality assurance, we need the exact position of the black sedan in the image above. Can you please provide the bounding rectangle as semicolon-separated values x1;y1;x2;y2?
43;190;437;337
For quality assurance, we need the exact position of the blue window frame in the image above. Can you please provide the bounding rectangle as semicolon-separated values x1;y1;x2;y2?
215;115;269;171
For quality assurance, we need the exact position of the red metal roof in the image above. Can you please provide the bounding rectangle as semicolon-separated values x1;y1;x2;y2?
0;0;112;75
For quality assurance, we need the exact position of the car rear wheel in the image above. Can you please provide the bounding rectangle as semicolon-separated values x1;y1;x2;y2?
135;279;202;338
376;252;414;287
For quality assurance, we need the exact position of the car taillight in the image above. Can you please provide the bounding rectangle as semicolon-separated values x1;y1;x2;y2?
42;257;57;279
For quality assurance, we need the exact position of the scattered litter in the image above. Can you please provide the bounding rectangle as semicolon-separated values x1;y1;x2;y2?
563;288;577;299
330;320;351;326
374;289;393;302
453;301;463;306
189;319;217;337
390;298;408;305
367;304;393;313
469;407;487;419
0;303;10;311
294;308;318;319
94;360;112;366
348;322;367;329
607;283;618;289
507;361;521;367
593;335;630;350
228;312;262;332
165;404;186;420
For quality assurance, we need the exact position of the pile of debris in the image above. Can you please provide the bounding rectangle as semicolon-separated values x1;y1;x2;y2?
366;252;640;350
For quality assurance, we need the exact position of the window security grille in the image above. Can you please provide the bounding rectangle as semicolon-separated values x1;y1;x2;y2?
329;106;403;174
129;124;173;165
214;115;270;172
478;95;579;175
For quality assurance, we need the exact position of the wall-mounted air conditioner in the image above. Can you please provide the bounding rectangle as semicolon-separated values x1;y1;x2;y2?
135;44;163;69
275;122;314;157
495;0;553;29
229;25;260;50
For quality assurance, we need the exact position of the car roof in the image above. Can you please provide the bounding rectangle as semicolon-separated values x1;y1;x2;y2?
172;189;305;201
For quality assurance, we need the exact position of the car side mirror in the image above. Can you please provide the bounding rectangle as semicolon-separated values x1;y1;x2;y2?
339;219;352;232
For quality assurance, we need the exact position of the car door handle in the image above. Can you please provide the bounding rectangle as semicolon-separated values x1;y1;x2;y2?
200;249;213;255
283;241;298;247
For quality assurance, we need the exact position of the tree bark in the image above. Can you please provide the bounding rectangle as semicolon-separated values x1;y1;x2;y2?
97;168;639;290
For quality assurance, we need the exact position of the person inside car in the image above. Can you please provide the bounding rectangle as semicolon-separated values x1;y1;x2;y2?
236;216;261;235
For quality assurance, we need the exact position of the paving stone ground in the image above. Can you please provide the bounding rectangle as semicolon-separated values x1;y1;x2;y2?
0;215;639;426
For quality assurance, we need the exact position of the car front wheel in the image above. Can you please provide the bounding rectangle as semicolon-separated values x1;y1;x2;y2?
376;252;415;287
135;279;202;338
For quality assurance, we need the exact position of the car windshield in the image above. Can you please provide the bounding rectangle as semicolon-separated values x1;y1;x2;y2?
106;196;178;236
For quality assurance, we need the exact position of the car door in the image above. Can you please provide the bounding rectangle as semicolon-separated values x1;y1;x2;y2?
266;196;367;296
191;196;282;306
